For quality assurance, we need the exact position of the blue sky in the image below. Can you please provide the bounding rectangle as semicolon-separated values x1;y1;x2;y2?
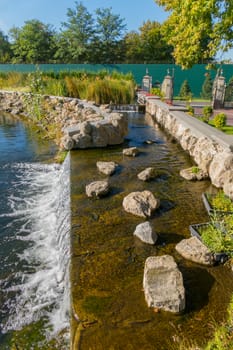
0;0;232;60
0;0;167;33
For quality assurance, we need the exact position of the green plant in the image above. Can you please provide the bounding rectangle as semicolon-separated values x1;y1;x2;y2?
186;104;194;116
179;79;192;100
213;113;227;129
201;73;213;100
207;191;233;212
202;105;213;122
199;213;233;255
191;166;200;174
150;87;164;98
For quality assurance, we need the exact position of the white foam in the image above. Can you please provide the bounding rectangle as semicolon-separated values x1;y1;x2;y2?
0;154;71;342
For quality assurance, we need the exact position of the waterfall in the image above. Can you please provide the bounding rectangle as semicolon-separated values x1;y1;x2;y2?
0;153;71;345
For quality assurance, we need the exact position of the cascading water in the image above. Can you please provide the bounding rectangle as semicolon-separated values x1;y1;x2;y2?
0;150;71;348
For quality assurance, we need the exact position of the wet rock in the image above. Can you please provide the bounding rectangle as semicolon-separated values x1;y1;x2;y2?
175;236;214;266
180;167;209;181
123;147;139;157
85;180;109;198
133;221;157;244
143;255;185;313
96;161;118;176
137;167;156;181
122;190;160;218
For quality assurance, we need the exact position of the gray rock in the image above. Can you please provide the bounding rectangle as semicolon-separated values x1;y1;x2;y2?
96;161;118;176
180;167;209;181
122;190;160;218
137;167;156;181
143;255;185;313
175;236;214;266
85;180;109;198
123;147;139;157
133;221;157;244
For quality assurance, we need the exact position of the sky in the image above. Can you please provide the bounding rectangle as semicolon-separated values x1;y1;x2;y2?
0;0;168;34
0;0;232;60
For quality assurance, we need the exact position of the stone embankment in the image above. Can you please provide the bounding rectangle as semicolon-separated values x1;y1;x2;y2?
145;97;233;199
0;90;128;150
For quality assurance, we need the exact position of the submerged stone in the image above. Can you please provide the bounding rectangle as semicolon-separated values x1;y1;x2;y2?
85;180;109;198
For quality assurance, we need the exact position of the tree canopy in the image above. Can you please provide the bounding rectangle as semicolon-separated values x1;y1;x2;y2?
155;0;233;68
9;20;56;63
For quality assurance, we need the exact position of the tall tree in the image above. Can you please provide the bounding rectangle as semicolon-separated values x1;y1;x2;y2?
0;30;12;63
92;7;126;63
55;1;94;63
154;0;228;68
139;20;173;63
9;20;56;63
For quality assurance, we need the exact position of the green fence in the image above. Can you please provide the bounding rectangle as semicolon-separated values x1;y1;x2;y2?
0;63;233;98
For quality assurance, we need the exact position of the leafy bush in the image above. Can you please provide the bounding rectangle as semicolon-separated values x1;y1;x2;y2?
202;105;213;122
150;87;164;98
199;213;233;255
208;191;233;212
213;113;227;128
186;104;194;116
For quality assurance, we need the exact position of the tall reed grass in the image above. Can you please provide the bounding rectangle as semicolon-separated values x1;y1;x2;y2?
0;70;136;104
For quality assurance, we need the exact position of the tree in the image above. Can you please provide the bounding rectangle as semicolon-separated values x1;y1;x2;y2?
139;21;173;63
155;0;232;68
124;31;143;63
201;73;213;99
179;80;192;100
123;21;173;64
91;7;126;63
0;30;12;63
55;1;94;63
9;20;56;63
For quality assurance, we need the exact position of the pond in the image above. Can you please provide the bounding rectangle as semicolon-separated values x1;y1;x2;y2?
70;112;233;349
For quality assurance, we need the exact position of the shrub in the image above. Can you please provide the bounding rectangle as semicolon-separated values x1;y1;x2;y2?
202;105;213;122
201;73;213;99
179;80;192;100
186;104;194;116
150;87;164;98
213;113;227;128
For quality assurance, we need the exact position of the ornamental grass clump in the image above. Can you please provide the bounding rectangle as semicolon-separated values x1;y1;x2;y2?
207;191;233;212
199;213;233;256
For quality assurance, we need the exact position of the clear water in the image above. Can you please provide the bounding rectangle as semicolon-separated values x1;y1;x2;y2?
70;112;233;349
0;113;70;349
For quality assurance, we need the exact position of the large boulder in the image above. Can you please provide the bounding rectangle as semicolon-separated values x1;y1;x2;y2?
62;112;128;149
137;167;156;181
122;190;160;218
96;161;118;176
175;236;214;266
85;180;109;198
133;221;157;244
209;151;233;189
143;255;185;313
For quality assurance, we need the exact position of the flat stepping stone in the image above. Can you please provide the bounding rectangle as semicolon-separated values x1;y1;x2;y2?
143;255;185;313
137;167;156;181
123;190;160;218
133;221;157;244
175;236;214;266
96;161;118;175
86;180;109;198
